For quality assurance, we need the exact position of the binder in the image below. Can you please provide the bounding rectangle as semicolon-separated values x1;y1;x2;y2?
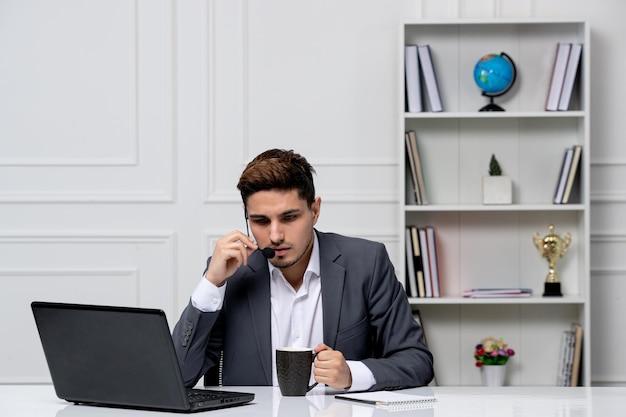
558;43;583;111
417;45;443;112
405;45;423;112
546;43;572;111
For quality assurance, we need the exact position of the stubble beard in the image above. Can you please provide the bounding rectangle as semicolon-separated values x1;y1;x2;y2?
269;231;315;270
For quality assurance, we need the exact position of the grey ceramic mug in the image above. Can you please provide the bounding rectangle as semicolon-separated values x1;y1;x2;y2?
276;347;318;396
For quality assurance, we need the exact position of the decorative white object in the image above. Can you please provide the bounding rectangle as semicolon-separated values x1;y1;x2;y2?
481;364;507;386
482;176;512;205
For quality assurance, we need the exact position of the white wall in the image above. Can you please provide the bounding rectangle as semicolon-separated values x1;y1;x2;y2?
1;0;624;386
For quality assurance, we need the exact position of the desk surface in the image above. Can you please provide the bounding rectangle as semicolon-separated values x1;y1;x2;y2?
1;385;624;417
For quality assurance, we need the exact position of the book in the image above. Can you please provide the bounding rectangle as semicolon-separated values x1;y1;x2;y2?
569;323;583;386
335;388;437;411
404;152;419;205
562;329;576;386
462;292;531;298
412;309;437;385
561;145;582;204
418;228;433;297
405;227;419;297
558;43;583;111
417;45;443;112
410;226;426;297
462;288;532;298
405;45;423;113
413;308;437;387
425;226;440;297
405;132;422;204
407;130;428;204
412;309;429;347
546;43;572;111
556;329;573;386
553;147;574;204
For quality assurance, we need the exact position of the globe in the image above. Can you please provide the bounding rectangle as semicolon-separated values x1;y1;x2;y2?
473;52;517;111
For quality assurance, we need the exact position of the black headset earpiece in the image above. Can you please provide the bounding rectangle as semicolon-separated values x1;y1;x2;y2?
243;207;275;259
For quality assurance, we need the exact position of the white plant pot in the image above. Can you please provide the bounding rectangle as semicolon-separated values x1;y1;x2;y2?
481;364;507;386
482;176;512;205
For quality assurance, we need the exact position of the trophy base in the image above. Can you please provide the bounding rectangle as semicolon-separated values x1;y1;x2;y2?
543;282;563;297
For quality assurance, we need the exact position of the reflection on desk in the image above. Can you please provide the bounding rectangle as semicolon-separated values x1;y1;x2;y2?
2;385;626;417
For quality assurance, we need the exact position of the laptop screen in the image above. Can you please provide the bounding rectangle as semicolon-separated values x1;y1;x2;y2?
31;302;253;412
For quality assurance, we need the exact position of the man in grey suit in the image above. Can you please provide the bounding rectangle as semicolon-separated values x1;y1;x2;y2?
173;149;433;391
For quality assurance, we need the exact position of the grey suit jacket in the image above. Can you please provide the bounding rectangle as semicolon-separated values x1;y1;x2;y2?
172;231;433;390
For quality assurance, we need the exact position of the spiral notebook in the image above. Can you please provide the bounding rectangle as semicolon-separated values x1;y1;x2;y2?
335;388;436;411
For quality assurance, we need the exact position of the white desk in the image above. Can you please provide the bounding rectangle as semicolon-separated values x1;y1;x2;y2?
1;385;624;417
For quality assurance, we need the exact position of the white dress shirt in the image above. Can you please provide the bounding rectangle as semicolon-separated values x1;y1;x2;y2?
191;235;375;391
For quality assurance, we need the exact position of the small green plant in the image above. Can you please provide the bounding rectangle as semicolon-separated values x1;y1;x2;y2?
488;154;502;176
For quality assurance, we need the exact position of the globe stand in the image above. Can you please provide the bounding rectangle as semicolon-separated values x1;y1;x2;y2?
479;95;505;112
475;52;517;112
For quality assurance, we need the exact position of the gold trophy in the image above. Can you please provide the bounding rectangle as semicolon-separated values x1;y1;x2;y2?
533;224;571;297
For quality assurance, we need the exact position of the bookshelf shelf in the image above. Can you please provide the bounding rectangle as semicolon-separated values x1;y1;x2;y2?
404;111;585;119
404;204;585;212
400;19;590;387
408;295;586;305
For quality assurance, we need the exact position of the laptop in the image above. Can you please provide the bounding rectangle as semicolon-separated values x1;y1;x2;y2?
31;301;254;413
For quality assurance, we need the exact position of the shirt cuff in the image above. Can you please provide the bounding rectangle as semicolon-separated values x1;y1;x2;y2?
191;278;226;312
345;361;376;392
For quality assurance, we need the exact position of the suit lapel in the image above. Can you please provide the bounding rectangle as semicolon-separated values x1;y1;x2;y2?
244;253;273;384
318;232;346;349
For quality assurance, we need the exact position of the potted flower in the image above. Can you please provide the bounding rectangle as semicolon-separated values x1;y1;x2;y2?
482;154;512;204
474;336;515;386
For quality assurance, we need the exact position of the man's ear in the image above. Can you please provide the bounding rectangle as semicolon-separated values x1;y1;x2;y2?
311;197;321;224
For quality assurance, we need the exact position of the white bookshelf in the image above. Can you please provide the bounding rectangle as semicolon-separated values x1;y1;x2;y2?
400;19;590;386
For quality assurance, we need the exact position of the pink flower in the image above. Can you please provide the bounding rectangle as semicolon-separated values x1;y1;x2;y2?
474;336;514;367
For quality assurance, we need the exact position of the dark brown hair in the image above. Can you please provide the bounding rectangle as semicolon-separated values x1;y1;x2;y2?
237;149;316;207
